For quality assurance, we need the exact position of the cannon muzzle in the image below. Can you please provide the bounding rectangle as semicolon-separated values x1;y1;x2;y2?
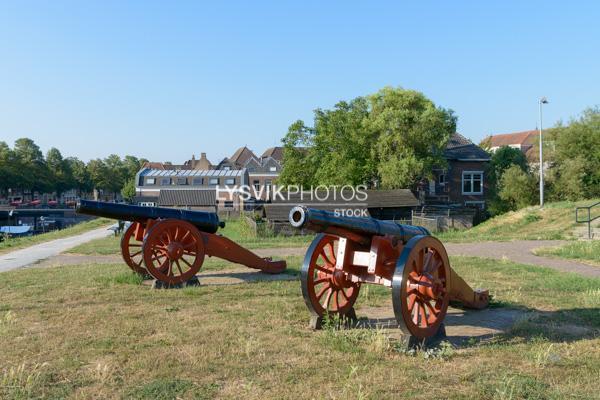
76;199;224;233
289;205;429;243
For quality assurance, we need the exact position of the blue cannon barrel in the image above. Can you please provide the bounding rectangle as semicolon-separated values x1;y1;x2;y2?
76;200;224;233
289;206;429;243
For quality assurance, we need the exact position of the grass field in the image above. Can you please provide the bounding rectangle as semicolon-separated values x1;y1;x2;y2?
0;218;113;255
68;218;312;255
535;241;600;267
437;199;600;242
0;256;598;399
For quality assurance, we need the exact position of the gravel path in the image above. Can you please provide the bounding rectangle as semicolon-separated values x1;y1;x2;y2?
445;240;599;278
0;227;114;273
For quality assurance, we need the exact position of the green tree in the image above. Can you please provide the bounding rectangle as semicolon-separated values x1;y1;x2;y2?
368;87;456;189
66;157;92;193
13;138;51;193
121;178;137;202
278;120;317;186
0;141;17;194
46;147;74;197
487;146;529;214
279;86;456;189
546;107;600;199
87;159;111;193
104;154;126;193
498;165;537;210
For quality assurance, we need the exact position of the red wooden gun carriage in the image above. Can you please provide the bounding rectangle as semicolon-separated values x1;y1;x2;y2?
289;206;488;340
76;200;286;285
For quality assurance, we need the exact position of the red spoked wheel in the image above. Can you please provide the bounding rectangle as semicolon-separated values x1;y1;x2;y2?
392;235;450;339
142;219;205;285
121;222;146;275
301;234;360;317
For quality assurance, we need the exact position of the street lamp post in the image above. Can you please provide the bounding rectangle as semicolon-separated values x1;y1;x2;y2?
539;97;548;208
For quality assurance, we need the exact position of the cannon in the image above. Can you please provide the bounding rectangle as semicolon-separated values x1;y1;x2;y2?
76;200;286;284
289;206;488;340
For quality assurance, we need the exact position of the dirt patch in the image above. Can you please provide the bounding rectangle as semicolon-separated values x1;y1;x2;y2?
356;303;525;346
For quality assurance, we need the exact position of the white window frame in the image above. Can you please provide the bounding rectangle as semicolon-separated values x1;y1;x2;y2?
146;178;155;185
224;178;235;185
438;173;446;185
269;166;277;172
209;178;219;186
462;171;483;195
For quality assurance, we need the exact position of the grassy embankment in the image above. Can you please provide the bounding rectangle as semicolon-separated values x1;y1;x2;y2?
68;217;312;255
0;218;113;255
437;199;600;242
0;254;598;399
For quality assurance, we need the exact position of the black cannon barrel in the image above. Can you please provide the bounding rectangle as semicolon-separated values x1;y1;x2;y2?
289;206;429;242
76;200;224;233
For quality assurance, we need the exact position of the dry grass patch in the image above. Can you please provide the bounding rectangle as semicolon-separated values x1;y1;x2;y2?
0;256;598;399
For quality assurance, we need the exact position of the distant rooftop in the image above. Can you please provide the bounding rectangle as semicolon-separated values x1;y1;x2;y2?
140;168;245;177
444;133;490;161
489;130;539;147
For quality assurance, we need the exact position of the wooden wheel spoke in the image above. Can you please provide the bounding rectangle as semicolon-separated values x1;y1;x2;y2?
322;288;333;309
130;250;142;258
183;249;197;257
175;260;184;275
315;264;332;274
313;277;329;286
180;257;193;269
424;300;438;316
324;241;335;259
407;293;417;310
315;283;330;300
319;250;335;267
128;243;142;248
180;230;191;243
332;290;339;310
419;304;428;327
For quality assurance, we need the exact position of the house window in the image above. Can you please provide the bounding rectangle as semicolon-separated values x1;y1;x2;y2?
438;174;446;185
224;201;234;208
192;177;203;185
146;178;155;185
176;177;187;185
224;178;235;185
269;166;277;172
462;171;483;195
209;178;219;186
253;180;260;191
222;166;231;171
160;178;171;186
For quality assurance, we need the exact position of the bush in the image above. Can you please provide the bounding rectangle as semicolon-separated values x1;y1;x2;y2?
498;165;537;210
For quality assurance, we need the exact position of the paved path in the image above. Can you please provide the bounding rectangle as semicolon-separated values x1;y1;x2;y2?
2;236;598;280
445;240;600;278
0;227;113;273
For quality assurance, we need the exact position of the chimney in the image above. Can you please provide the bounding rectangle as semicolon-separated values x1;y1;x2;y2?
200;152;207;160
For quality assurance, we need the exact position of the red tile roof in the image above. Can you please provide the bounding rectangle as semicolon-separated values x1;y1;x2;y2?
489;130;539;147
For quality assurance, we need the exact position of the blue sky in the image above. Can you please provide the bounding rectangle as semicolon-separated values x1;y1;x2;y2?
0;1;598;163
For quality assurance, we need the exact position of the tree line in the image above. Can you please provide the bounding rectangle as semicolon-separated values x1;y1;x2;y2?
280;86;599;215
0;138;146;201
485;107;599;213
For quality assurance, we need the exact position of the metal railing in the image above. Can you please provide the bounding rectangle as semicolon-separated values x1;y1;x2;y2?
575;201;600;239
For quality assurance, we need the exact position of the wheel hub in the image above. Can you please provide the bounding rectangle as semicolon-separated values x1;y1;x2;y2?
166;242;184;260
